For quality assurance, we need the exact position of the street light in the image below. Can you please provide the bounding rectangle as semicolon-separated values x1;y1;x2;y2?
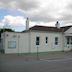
36;36;40;60
37;46;39;60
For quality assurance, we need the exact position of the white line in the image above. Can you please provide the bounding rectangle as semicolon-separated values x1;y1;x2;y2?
40;58;72;62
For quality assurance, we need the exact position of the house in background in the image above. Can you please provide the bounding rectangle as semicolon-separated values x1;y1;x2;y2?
0;28;14;53
0;18;72;54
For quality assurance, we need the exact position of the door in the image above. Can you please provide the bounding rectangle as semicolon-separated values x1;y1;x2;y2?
66;37;72;51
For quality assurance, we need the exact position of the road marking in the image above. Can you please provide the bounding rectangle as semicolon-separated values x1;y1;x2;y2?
40;58;72;62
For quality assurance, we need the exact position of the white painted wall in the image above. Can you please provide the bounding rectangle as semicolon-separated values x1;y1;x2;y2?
64;27;72;51
63;37;72;51
4;27;72;54
0;41;3;49
4;32;29;54
30;31;63;53
0;34;3;49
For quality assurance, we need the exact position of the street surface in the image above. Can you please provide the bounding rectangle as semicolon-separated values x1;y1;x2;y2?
0;56;72;72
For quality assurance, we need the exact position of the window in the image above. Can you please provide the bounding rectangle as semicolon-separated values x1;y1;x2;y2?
55;37;58;45
67;37;72;45
36;36;40;45
67;37;70;44
13;35;16;38
0;33;1;38
0;38;1;43
45;37;48;44
71;38;72;44
8;41;16;48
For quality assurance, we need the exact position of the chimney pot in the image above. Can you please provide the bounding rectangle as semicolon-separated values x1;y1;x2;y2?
26;17;29;30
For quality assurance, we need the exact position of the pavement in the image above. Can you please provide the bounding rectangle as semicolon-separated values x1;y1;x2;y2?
0;51;72;61
39;51;72;60
0;51;72;72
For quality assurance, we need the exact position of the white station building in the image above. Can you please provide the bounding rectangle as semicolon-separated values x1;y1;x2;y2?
0;18;72;54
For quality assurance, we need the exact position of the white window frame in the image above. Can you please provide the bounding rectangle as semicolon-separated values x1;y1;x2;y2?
55;37;58;45
45;36;48;44
8;41;16;49
36;36;40;46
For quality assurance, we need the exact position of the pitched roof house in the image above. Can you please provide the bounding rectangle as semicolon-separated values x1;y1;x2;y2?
0;19;72;54
29;25;72;32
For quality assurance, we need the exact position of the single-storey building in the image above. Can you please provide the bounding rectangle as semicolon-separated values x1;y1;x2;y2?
0;18;72;54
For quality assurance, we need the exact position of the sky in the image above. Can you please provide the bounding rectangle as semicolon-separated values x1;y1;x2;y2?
0;0;72;31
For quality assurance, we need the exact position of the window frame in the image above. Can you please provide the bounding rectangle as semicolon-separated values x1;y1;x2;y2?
36;36;40;45
45;36;48;44
0;38;1;43
55;37;58;45
67;37;70;45
70;38;72;45
8;41;16;49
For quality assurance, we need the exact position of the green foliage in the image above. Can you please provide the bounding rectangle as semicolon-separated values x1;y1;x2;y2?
0;28;14;33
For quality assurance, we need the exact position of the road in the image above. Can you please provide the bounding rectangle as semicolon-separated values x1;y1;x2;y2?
0;57;72;72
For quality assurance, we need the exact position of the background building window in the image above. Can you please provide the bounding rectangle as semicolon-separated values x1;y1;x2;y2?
36;36;40;45
8;41;16;48
0;38;1;43
0;33;1;38
71;38;72;44
67;37;70;44
55;37;58;45
13;35;16;38
45;37;48;44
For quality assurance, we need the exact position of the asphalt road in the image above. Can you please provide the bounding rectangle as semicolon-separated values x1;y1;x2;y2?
0;58;72;72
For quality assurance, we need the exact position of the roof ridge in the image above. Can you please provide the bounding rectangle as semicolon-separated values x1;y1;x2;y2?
61;25;72;28
32;25;55;28
29;25;72;32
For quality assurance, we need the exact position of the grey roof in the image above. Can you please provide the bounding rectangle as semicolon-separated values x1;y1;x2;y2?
29;25;72;32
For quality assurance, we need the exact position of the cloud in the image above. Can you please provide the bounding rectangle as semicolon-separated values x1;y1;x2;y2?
23;0;72;24
0;21;4;28
0;15;37;31
57;1;72;26
8;1;18;9
0;0;72;27
18;0;39;11
66;2;72;10
0;15;26;31
2;15;25;26
0;0;39;10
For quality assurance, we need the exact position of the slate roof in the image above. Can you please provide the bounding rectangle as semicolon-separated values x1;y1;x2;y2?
29;25;72;32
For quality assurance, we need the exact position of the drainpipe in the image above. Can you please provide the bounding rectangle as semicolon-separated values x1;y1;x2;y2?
62;28;64;52
18;35;20;55
29;30;31;54
3;26;5;53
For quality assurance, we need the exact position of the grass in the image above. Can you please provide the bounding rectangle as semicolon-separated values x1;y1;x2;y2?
16;51;66;57
0;51;72;61
0;50;72;58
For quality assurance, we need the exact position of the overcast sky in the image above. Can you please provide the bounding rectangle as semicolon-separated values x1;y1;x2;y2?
0;0;72;31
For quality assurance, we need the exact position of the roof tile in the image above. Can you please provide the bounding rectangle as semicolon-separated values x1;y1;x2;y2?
29;25;72;32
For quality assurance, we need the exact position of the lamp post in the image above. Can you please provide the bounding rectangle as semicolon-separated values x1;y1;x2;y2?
36;36;40;60
37;46;39;60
